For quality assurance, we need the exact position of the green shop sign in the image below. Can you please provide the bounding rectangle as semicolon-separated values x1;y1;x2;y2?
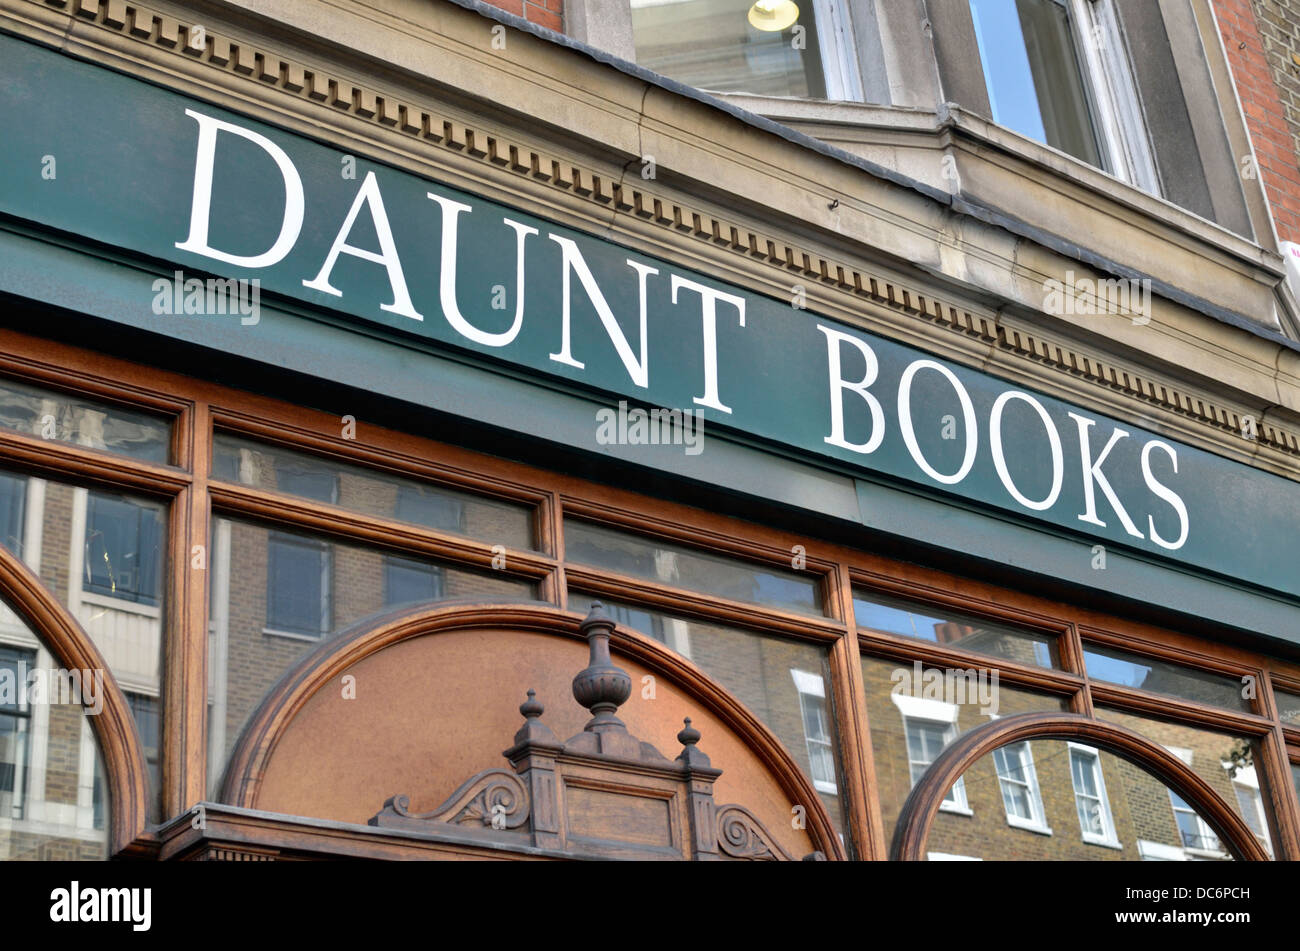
0;34;1294;600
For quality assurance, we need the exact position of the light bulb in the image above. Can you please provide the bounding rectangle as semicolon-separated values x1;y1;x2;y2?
747;0;799;32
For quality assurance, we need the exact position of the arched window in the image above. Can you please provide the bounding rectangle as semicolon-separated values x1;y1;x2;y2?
0;594;109;860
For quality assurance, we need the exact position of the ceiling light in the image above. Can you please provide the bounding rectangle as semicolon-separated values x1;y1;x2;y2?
747;0;799;32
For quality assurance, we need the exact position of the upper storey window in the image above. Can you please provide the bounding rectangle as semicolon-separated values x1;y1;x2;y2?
631;0;863;100
967;0;1159;191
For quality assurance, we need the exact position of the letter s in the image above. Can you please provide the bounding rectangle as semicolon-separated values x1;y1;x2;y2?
1141;440;1189;550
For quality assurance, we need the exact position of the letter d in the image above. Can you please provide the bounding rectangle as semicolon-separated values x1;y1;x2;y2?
175;109;305;268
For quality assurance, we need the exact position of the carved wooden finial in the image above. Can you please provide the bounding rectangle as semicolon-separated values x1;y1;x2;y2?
675;717;711;770
571;601;632;735
520;688;544;720
511;688;558;748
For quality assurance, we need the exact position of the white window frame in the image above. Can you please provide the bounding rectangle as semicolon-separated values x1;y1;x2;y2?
892;694;970;815
1067;742;1121;848
1066;0;1161;193
1222;762;1273;859
790;668;838;794
1167;789;1225;857
1161;745;1224;857
969;0;1160;192
992;740;1052;835
810;0;865;102
1137;839;1187;861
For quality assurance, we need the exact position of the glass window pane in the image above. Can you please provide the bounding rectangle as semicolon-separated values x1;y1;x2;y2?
84;492;165;606
0;601;109;858
0;470;166;822
1098;707;1271;858
926;739;1234;861
212;434;535;550
632;0;828;98
1083;644;1249;711
566;520;824;616
968;0;1102;166
0;376;170;464
566;591;845;836
384;556;444;608
210;516;537;796
862;653;1066;842
853;588;1057;668
1274;688;1300;728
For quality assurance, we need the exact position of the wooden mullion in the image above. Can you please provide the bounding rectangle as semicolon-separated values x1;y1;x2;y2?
830;563;886;860
548;490;567;610
209;482;555;582
0;429;190;494
165;401;210;824
209;409;548;509
1254;676;1300;860
1088;683;1275;735
0;350;190;417
1063;622;1094;716
856;629;1086;697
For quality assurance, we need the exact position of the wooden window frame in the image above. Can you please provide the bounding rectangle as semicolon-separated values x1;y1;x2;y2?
0;325;1298;860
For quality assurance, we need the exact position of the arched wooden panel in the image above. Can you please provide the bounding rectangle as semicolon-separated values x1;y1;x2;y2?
891;712;1271;861
220;601;845;859
0;544;151;855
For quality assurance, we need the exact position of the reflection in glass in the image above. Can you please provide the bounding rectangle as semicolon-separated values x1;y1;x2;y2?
567;591;845;836
0;468;165;822
209;517;537;796
861;653;1066;843
853;588;1056;668
1098;707;1271;858
925;739;1238;861
566;520;824;616
632;0;828;98
968;0;1102;166
0;376;170;464
1083;645;1250;711
1274;688;1300;728
0;602;108;859
212;433;535;550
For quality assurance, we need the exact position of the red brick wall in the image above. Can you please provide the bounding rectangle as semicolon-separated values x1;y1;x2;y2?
1215;0;1300;243
480;0;563;33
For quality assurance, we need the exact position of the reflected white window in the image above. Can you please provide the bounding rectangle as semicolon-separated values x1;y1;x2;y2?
967;0;1158;191
1068;743;1120;847
1224;764;1272;858
993;741;1051;833
1168;790;1222;854
893;694;970;813
631;0;863;101
790;669;837;794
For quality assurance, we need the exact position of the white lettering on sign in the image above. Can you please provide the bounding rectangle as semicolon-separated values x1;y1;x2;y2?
176;109;304;268
173;111;1189;553
989;391;1062;511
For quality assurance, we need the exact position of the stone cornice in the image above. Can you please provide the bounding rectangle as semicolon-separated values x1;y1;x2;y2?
5;0;1300;481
